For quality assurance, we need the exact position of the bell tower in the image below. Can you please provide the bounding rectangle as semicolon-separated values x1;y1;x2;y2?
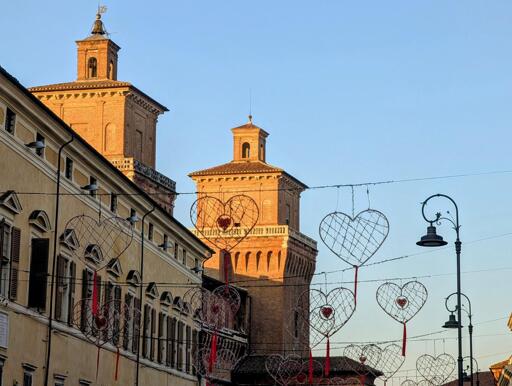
76;12;119;81
29;10;177;214
189;117;317;354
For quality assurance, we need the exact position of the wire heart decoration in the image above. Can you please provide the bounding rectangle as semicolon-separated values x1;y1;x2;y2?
265;354;304;386
342;344;382;375
400;380;434;386
318;209;389;268
416;353;456;386
190;194;259;252
297;287;356;339
64;215;133;269
376;280;428;356
378;343;406;381
327;377;363;386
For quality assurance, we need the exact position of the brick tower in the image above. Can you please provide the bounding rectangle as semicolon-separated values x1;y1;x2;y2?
189;116;317;354
29;11;176;213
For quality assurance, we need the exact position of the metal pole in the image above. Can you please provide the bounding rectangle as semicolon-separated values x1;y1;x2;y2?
469;319;474;386
135;206;155;386
455;236;463;386
43;135;74;386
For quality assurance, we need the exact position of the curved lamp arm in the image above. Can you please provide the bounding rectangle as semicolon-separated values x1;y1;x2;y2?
445;292;472;318
421;194;460;233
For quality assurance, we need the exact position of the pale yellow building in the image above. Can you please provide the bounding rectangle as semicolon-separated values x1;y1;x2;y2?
0;22;213;386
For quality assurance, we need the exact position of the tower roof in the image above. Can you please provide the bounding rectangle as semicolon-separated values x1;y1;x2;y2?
91;12;106;35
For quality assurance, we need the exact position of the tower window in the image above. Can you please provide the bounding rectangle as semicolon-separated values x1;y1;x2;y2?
4;108;16;134
109;60;114;79
88;57;98;78
242;142;250;159
65;157;73;180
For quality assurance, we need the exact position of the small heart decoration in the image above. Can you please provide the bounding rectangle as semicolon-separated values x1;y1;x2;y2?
379;343;406;380
343;344;382;375
190;195;259;251
321;306;333;319
328;377;362;386
396;297;408;309
319;209;389;267
64;215;133;268
376;281;428;323
297;287;355;338
416;353;456;385
265;354;303;386
401;380;434;386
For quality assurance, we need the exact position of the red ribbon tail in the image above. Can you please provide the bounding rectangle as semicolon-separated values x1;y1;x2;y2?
209;334;218;374
360;375;366;386
353;266;359;306
95;346;100;380
92;271;98;316
115;347;120;381
223;250;231;287
402;322;407;356
309;348;313;384
325;337;330;377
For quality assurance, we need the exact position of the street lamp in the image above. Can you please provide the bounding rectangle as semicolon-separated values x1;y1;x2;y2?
416;194;463;386
444;293;474;386
463;357;480;386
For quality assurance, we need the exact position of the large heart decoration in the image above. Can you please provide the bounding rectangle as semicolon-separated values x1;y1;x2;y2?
265;354;303;386
343;344;382;375
194;347;239;376
64;215;133;268
297;287;356;338
416;354;456;385
190;195;259;251
319;209;389;267
376;281;428;323
284;305;326;350
378;343;406;380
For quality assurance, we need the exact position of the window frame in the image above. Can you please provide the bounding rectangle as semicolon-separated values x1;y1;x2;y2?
4;108;15;134
64;157;73;180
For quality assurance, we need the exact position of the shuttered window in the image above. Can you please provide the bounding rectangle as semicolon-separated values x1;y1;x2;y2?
142;304;150;358
169;317;177;368
132;297;141;353
185;325;191;373
157;312;165;363
177;321;184;371
28;238;49;308
0;222;11;298
54;256;76;324
123;293;133;350
112;285;121;345
150;308;156;361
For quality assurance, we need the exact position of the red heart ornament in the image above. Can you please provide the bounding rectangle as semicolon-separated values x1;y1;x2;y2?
396;297;408;309
216;215;232;231
321;306;333;319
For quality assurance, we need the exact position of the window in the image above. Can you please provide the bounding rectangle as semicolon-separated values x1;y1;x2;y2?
28;238;50;309
0;222;20;300
53;375;65;386
285;204;291;225
23;370;33;386
89;177;97;197
185;325;191;373
80;269;95;333
148;223;154;241
163;234;169;252
174;242;178;259
103;282;121;344
88;57;97;78
4;108;15;134
242;142;250;158
55;255;75;324
35;133;45;157
182;249;186;264
167;317;177;368
123;292;140;354
64;157;73;180
177;321;184;370
110;194;118;213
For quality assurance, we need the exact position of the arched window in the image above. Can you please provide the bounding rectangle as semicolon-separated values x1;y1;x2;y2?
108;61;114;79
88;57;98;78
242;142;250;159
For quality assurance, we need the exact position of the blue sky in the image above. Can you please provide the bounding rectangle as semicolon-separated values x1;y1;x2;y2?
2;0;512;379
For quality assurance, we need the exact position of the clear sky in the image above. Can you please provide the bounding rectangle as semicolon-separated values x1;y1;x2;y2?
2;0;512;381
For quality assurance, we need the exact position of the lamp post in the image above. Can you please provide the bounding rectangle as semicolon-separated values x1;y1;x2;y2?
444;293;474;386
416;194;463;386
463;356;480;386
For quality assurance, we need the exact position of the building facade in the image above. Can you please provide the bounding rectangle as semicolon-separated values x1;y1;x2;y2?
0;40;210;386
189;116;318;355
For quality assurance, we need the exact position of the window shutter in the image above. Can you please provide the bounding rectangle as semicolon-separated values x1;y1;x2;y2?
177;321;183;370
113;285;121;345
171;318;177;368
132;297;141;353
123;292;132;350
54;255;65;320
27;238;49;309
0;221;4;262
80;269;88;331
142;304;150;358
68;261;76;325
103;282;112;342
9;227;21;301
150;308;156;361
158;312;164;363
166;316;172;366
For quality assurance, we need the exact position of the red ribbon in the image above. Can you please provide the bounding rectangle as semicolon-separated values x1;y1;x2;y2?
92;271;99;317
325;337;330;377
402;322;407;356
209;334;218;374
115;347;120;381
308;348;313;384
353;266;359;306
360;374;366;386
